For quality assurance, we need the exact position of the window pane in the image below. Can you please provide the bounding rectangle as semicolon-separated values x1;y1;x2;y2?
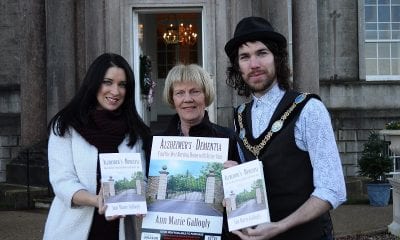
382;23;392;30
366;59;378;74
378;42;390;57
393;30;400;39
378;59;390;74
365;0;400;78
378;0;390;4
366;23;377;30
378;6;390;22
393;6;400;21
365;6;377;22
366;30;378;39
378;30;391;39
393;43;400;58
378;23;390;30
366;43;377;58
392;59;400;74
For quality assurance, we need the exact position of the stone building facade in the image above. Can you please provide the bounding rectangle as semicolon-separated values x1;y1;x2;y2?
0;0;399;185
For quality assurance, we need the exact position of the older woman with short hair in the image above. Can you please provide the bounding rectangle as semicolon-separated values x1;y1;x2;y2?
160;63;240;240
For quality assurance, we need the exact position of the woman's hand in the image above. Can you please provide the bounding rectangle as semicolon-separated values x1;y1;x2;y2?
223;160;239;169
222;160;239;208
97;188;106;214
97;187;126;221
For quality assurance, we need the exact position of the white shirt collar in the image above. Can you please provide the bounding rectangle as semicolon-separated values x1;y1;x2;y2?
252;83;285;108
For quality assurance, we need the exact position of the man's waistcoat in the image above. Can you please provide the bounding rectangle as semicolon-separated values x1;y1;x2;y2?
234;91;332;240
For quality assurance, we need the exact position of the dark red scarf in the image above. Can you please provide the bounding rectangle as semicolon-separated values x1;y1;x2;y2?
75;109;128;153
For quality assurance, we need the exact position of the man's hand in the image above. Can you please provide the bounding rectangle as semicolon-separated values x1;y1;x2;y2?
232;222;283;240
232;196;331;239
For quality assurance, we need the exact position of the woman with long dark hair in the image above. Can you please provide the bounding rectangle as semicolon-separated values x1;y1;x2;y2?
43;53;151;240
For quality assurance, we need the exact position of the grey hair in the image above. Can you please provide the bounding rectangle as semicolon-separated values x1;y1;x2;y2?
163;64;215;108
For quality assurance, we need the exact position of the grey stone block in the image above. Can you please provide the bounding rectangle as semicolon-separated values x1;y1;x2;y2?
0;136;18;147
0;148;11;159
340;153;359;165
345;177;369;201
6;163;49;187
345;141;364;153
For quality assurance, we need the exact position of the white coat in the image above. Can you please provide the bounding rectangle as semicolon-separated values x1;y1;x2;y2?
43;128;145;240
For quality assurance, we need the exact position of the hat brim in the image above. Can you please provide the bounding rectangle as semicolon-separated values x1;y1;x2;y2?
224;31;287;58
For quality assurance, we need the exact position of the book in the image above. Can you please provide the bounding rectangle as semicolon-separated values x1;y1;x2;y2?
141;136;229;240
221;159;270;231
99;152;147;217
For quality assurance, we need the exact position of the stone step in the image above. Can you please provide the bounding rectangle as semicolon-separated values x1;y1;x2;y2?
0;183;50;210
33;196;52;209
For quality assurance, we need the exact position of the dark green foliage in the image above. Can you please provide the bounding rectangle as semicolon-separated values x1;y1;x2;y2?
167;172;206;192
385;121;400;130
358;132;392;182
236;179;265;205
114;172;143;193
139;54;153;95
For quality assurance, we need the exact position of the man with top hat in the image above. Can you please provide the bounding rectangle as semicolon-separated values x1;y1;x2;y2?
225;16;346;240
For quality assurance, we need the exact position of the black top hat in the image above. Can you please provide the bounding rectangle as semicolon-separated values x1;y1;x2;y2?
224;16;287;58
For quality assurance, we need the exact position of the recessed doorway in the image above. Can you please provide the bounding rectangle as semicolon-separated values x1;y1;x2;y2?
136;11;202;133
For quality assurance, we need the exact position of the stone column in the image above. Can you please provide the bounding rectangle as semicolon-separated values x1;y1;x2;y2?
85;0;107;64
6;0;48;187
256;187;262;204
215;0;234;128
383;133;400;236
103;177;115;199
292;0;319;93
215;0;253;128
229;191;237;211
46;0;76;121
205;170;216;204
389;176;400;237
157;167;169;200
262;0;290;47
20;0;47;147
136;178;142;195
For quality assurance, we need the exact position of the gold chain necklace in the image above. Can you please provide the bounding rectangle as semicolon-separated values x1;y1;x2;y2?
237;93;309;158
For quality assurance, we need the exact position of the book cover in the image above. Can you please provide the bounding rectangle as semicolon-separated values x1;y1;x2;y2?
221;159;270;231
99;152;147;217
141;136;229;240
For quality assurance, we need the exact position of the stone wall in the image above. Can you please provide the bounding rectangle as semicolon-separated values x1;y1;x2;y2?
331;108;399;177
0;116;20;182
0;1;22;182
0;0;47;183
321;81;400;177
147;176;159;201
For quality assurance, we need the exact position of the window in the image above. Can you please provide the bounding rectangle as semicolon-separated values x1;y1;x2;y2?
156;13;201;78
365;0;400;80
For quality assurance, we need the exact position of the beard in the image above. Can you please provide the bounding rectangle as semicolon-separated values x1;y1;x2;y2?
247;79;274;94
244;71;276;95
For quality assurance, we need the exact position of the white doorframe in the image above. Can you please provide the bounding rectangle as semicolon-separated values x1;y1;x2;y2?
121;0;217;124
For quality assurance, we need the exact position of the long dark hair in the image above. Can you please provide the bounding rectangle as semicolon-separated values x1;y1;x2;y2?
226;40;291;97
48;53;151;147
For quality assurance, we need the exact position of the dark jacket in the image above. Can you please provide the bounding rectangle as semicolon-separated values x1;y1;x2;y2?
160;111;241;240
